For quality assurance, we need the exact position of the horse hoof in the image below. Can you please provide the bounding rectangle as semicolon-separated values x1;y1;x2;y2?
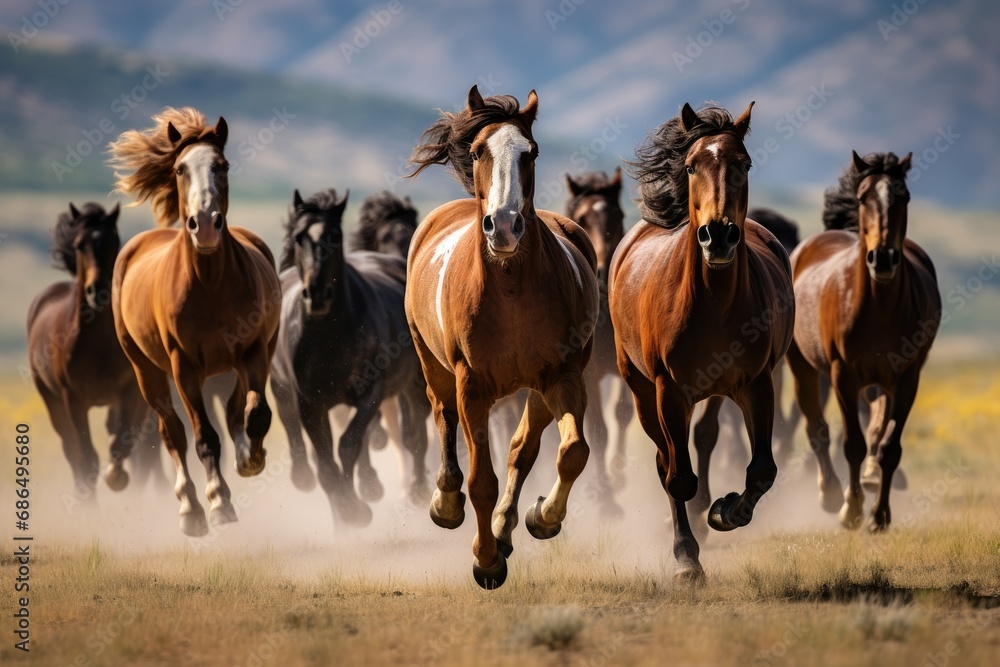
473;553;508;590
820;482;844;514
358;472;384;503
290;463;317;492
210;504;239;526
891;468;908;490
674;565;706;585
103;464;129;492
838;497;865;530
496;538;514;559
180;509;209;537
525;496;562;540
369;425;389;452
429;489;465;529
236;448;267;477
861;457;882;493
406;481;432;507
334;495;373;528
707;492;749;532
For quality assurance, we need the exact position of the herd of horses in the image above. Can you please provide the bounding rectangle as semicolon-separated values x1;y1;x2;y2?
26;87;941;589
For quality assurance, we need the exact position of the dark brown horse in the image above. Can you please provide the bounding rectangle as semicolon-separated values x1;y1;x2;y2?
609;103;794;580
406;86;599;588
787;151;939;531
565;168;633;508
27;203;165;504
109;107;282;536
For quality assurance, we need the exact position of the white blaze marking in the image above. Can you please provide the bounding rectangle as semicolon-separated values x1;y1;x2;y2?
486;125;531;218
706;142;721;158
559;239;583;289
432;223;473;330
181;143;220;220
307;222;324;243
876;179;891;224
592;200;606;212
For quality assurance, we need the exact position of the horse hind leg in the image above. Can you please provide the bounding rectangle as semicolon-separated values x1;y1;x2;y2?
356;416;385;503
492;390;551;558
41;390;98;511
400;386;432;506
831;363;867;530
583;370;623;518
271;375;315;492
609;377;634;491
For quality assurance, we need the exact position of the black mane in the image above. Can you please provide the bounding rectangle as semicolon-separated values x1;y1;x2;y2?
823;152;910;232
748;207;800;254
626;105;743;229
350;191;418;252
408;94;526;196
52;203;118;275
279;188;346;271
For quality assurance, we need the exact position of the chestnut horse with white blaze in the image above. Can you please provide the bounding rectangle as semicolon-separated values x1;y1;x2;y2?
109;107;281;537
610;103;794;580
787;151;939;531
406;86;599;589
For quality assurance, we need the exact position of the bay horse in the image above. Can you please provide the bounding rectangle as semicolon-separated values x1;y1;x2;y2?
270;188;431;527
609;102;794;580
109;107;282;537
406;86;599;588
786;151;939;531
565;168;633;508
27;202;165;503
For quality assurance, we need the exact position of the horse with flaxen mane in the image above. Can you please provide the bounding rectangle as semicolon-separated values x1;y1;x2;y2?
269;188;431;527
406;86;599;588
27;203;166;502
609;103;794;580
109;107;282;537
786;151;939;531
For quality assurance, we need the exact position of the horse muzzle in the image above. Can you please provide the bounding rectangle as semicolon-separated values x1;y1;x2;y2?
302;284;334;318
482;210;524;256
867;247;901;283
187;211;225;253
697;220;741;268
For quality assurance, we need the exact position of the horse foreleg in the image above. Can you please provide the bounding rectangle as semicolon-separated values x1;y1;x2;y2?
271;375;315;491
338;393;381;528
173;353;235;527
356;416;385;504
690;396;723;517
40;389;96;510
66;398;100;503
103;387;149;492
583;369;622;517
869;368;920;532
399;387;432;505
831;362;866;530
493;390;551;558
710;373;778;532
609;378;634;491
236;340;272;477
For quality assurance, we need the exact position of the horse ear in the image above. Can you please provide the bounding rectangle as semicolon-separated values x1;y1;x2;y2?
610;165;623;188
338;189;350;211
898;152;913;173
69;202;80;219
565;173;583;197
214;117;228;147
107;202;120;225
733;101;754;139
167;122;182;145
468;85;486;111
521;89;539;124
293;189;304;209
680;103;702;133
852;150;871;173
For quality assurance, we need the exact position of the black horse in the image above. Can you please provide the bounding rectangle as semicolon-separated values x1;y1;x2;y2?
351;190;419;258
270;189;431;527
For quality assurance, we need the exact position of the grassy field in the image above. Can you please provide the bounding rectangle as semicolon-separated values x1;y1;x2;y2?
1;361;999;666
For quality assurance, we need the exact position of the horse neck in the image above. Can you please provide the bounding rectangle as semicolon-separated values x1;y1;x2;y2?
178;228;233;288
683;222;748;315
328;245;352;318
476;210;553;286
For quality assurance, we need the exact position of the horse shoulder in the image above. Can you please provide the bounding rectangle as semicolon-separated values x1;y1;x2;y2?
537;210;597;273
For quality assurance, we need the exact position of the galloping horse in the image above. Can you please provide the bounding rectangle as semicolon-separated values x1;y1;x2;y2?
786;151;939;531
28;203;165;502
406;86;599;588
109;107;281;536
565;168;633;508
270;188;431;527
610;103;794;580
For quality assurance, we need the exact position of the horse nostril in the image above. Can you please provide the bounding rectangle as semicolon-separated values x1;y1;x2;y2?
725;224;741;246
867;249;877;267
697;225;712;247
212;211;223;230
512;213;524;237
301;287;309;301
85;285;96;297
186;217;197;232
482;215;495;236
889;249;901;267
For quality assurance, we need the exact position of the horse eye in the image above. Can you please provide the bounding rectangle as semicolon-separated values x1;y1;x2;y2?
217;161;230;174
685;165;695;175
176;165;185;176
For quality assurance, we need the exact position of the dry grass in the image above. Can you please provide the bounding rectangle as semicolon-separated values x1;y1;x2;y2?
1;361;999;666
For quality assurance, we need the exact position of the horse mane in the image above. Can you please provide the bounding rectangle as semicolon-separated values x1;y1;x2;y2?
748;207;800;254
52;203;117;275
407;94;524;196
564;171;621;219
822;152;910;232
350;191;418;252
108;107;223;227
279;188;346;271
626;105;742;229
